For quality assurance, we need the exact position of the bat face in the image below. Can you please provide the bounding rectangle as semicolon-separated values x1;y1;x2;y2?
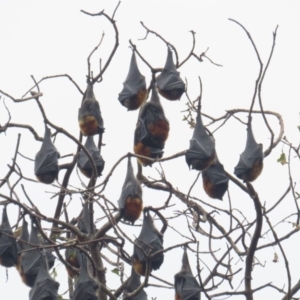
185;114;216;171
124;268;147;300
132;211;164;276
77;202;95;234
77;136;105;178
72;255;98;300
234;122;263;182
118;52;147;110
174;248;201;300
19;223;56;287
202;158;229;200
118;158;143;224
156;49;185;101
65;247;81;278
78;83;104;136
29;253;59;300
34;126;60;184
0;206;18;268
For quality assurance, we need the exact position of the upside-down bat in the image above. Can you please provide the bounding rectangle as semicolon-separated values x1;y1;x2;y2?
234;118;263;182
34;126;60;184
118;157;143;224
134;87;169;166
124;268;148;300
132;211;164;276
202;157;229;200
118;51;148;111
78;82;104;136
156;48;185;101
18;223;56;287
77;136;105;178
77;202;95;234
17;218;29;252
185;113;216;171
72;254;98;300
174;247;201;300
29;253;59;300
65;247;82;278
0;206;18;268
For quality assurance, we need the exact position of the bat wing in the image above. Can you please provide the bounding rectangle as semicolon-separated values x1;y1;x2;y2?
35;150;59;175
29;253;59;300
119;52;146;101
124;268;148;300
157;49;185;100
0;207;18;267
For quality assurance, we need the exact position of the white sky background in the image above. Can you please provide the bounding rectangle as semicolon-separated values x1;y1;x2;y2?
1;0;300;299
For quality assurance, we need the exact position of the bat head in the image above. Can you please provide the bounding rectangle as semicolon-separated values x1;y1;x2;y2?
0;206;18;267
34;126;60;184
156;48;185;101
186;113;216;171
202;158;229;200
77;136;105;178
124;268;148;300
234;120;263;182
119;51;147;110
28;252;59;300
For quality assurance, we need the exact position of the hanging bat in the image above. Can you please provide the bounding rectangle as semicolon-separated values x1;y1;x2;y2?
202;157;229;200
65;247;82;278
18;223;56;287
29;252;59;300
72;254;98;300
123;268;148;300
234;119;263;182
77;202;95;234
0;206;18;268
17;218;29;252
118;157;143;224
118;51;148;111
174;247;201;300
132;211;164;276
134;87;169;166
77;136;105;178
156;48;185;101
34;126;60;184
185;113;216;171
78;82;104;136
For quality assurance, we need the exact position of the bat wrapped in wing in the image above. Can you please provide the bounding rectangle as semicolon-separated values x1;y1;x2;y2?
29;253;59;300
72;254;98;300
134;87;169;166
185;113;216;171
156;48;185;101
77;201;95;234
118;157;143;224
118;51;147;110
202;157;229;200
17;218;29;252
34;126;60;184
123;268;148;300
234;118;263;182
78;82;104;136
18;223;56;287
174;247;201;300
77;136;105;178
0;206;18;268
132;211;164;276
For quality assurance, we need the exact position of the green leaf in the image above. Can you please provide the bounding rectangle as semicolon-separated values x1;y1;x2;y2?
111;268;120;276
277;153;287;165
297;125;300;131
295;192;300;199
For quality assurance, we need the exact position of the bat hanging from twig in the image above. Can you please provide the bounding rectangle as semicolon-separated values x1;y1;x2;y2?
234;117;263;182
77;201;95;234
202;157;229;200
29;252;59;300
134;87;169;166
78;82;104;136
118;157;143;224
34;126;60;184
77;136;105;178
0;206;18;268
156;47;185;101
185;112;216;171
132;211;164;276
174;247;201;300
123;267;148;300
118;51;147;110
